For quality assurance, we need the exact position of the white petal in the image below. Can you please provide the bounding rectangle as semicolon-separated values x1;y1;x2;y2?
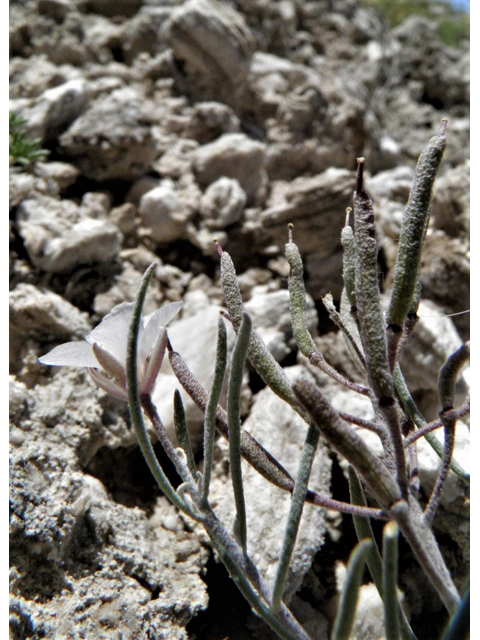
88;302;135;364
92;343;126;387
89;368;128;401
140;328;167;395
141;301;183;355
38;341;98;367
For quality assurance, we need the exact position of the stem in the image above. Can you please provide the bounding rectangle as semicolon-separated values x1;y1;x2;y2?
169;346;384;517
424;342;470;524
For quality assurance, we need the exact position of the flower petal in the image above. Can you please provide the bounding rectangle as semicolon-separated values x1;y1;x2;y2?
141;301;183;356
92;343;126;387
140;328;167;395
89;368;128;401
88;302;135;364
38;341;98;367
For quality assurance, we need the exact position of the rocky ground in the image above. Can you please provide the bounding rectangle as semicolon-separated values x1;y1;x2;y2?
9;1;469;639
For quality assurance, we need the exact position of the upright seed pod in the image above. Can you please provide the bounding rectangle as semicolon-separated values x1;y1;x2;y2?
353;158;393;403
353;160;409;497
285;223;317;358
386;121;447;366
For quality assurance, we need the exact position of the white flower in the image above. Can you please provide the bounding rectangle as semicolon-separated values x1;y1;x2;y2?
39;301;182;400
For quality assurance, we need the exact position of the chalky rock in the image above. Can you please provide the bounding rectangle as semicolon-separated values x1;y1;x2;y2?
432;160;470;239
16;194;122;273
185;101;241;144
400;299;468;397
9;284;91;371
59;87;157;181
209;366;331;603
418;234;470;340
168;0;254;102
9;162;80;209
9;437;208;639
193;133;266;202
9;284;90;342
139;181;191;244
199;177;246;229
246;51;327;125
122;6;173;64
10;78;90;145
261;168;356;256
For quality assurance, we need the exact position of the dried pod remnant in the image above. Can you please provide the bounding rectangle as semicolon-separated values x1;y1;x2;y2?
353;158;409;497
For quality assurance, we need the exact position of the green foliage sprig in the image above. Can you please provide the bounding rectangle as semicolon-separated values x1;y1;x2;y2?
9;112;49;169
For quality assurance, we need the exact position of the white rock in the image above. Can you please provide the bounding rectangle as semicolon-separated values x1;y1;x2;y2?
10;78;90;144
139;182;190;244
168;0;254;100
401;299;467;395
199;177;246;228
416;421;469;507
209;365;331;602
193;133;267;202
244;288;295;362
9;284;91;369
59;86;158;181
9;284;91;341
16;195;122;273
367;165;415;202
185;223;228;257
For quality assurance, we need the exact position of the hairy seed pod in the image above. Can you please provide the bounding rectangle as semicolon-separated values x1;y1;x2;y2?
387;122;447;329
285;225;317;358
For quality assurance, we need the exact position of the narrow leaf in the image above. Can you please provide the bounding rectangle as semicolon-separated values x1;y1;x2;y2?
332;539;373;640
126;264;189;515
227;312;252;550
173;389;197;479
383;521;400;640
201;316;228;505
272;422;320;611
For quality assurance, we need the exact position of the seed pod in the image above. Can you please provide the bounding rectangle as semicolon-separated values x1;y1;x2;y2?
353;159;393;402
387;122;447;329
285;224;317;358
